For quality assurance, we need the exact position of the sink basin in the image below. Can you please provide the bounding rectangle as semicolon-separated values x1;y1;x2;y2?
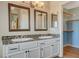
12;38;33;42
39;36;53;39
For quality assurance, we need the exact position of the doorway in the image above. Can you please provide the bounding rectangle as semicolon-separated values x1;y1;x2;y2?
63;7;79;58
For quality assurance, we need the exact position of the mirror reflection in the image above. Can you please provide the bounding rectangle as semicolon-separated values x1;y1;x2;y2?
51;14;58;28
9;3;30;31
34;10;47;31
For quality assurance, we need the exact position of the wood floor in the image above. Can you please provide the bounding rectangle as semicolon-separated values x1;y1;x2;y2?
64;46;79;58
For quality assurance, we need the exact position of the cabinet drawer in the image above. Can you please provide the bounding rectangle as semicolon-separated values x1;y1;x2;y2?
50;39;59;44
37;40;46;47
7;52;26;58
45;39;53;46
5;44;19;54
20;41;38;50
38;39;53;47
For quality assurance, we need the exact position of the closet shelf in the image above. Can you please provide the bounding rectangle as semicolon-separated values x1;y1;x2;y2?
63;30;73;32
66;20;79;22
63;12;73;16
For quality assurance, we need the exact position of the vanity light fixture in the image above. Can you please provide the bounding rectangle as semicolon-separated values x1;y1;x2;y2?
22;1;44;8
31;1;44;8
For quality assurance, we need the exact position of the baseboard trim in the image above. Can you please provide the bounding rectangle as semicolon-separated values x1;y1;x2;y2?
64;44;79;48
72;45;79;48
64;44;72;47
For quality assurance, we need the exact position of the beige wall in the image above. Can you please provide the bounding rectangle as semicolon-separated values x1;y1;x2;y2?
0;1;63;57
0;1;50;36
49;2;63;57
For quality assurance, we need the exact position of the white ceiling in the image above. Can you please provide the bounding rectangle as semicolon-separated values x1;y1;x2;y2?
49;1;79;9
63;1;79;9
49;1;70;5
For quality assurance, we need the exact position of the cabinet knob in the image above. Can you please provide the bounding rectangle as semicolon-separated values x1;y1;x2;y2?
40;48;43;50
28;51;30;52
51;45;54;46
40;43;45;44
25;51;27;53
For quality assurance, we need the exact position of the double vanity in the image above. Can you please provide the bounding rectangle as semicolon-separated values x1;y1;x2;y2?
3;3;60;58
0;2;61;58
2;34;60;58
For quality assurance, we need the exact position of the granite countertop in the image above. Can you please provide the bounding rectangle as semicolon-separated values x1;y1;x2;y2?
2;34;60;45
8;37;57;44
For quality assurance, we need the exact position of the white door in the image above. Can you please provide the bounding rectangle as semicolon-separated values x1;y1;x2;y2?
43;46;53;58
28;47;40;58
8;52;27;58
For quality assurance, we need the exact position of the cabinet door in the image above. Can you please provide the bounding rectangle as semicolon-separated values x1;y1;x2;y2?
52;43;59;56
43;46;53;58
28;47;40;58
8;52;27;58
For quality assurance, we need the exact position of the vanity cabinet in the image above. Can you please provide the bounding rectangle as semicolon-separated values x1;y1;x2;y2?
3;38;60;58
3;41;40;58
37;39;59;58
8;47;40;58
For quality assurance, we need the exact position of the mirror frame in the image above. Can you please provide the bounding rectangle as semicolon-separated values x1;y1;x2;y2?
8;3;30;31
34;10;48;31
51;14;58;28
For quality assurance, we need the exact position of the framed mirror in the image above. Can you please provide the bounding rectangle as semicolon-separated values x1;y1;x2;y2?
34;10;48;31
51;14;58;28
8;3;30;31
